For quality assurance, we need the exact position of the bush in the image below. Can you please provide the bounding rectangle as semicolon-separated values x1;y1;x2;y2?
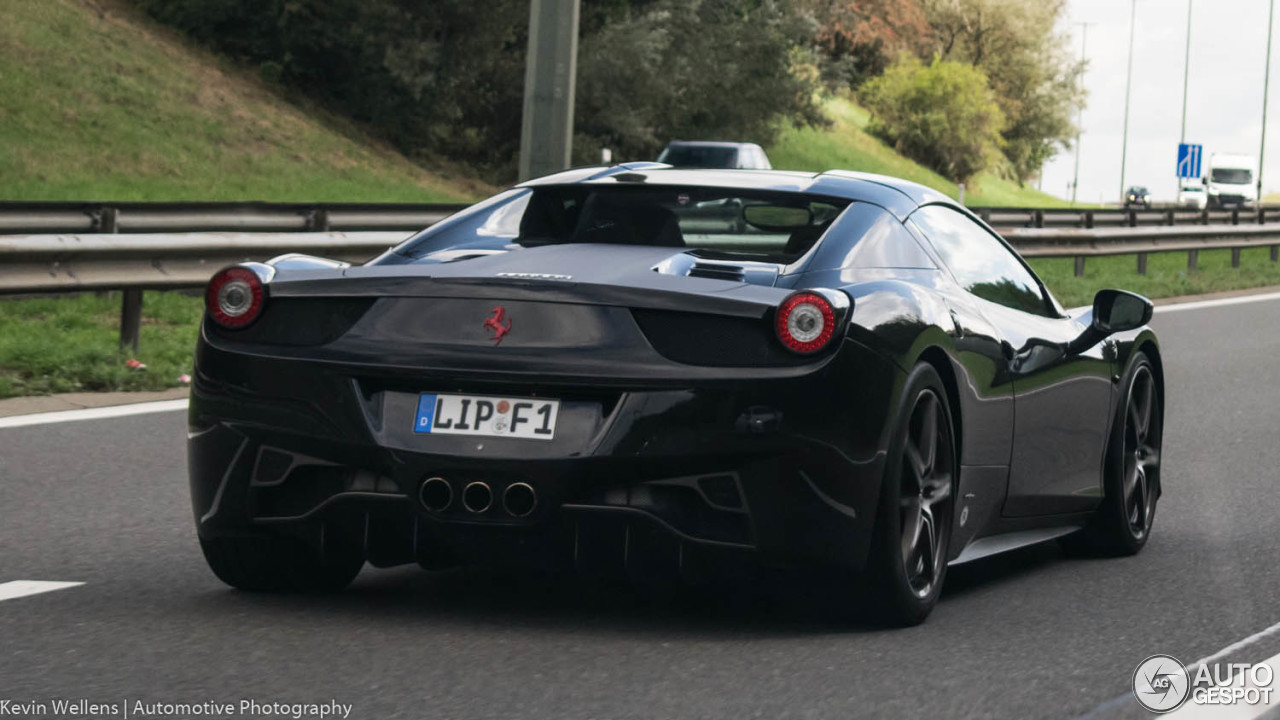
859;55;1004;182
922;0;1083;183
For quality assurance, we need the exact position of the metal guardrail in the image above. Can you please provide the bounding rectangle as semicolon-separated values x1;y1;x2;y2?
28;226;1268;295
1005;225;1280;276
2;205;1280;350
0;201;468;349
976;206;1280;230
1;201;1277;235
0;201;469;235
0;231;411;294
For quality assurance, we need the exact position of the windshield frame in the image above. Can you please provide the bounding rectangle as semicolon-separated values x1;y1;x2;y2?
1211;167;1253;184
387;184;853;265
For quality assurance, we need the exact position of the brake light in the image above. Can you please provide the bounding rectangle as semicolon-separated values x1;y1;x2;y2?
775;291;836;354
206;266;265;329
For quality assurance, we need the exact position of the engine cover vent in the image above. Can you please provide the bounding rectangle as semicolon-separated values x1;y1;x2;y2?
650;252;780;286
687;262;746;282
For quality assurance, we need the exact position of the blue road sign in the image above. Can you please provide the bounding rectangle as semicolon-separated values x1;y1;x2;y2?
1177;143;1203;179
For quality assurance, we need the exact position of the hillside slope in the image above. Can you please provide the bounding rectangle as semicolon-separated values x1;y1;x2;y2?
768;98;1070;208
0;0;1068;206
0;0;484;202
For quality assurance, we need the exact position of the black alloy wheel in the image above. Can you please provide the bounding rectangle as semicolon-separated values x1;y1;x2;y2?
866;363;956;626
899;390;954;598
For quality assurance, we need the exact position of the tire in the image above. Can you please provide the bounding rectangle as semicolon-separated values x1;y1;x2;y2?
1063;352;1162;556
865;363;957;626
199;528;364;592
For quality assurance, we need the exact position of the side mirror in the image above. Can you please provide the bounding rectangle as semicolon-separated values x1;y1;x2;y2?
1092;289;1153;334
1064;289;1153;356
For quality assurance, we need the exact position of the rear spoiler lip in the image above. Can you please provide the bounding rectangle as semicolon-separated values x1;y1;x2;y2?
199;322;843;386
263;273;788;320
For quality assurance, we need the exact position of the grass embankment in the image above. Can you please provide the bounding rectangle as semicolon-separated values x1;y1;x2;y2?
0;292;199;398
1028;248;1280;308
5;249;1279;399
768;98;1071;208
0;0;485;202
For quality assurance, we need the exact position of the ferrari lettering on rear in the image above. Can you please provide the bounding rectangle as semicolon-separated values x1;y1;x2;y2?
496;272;572;281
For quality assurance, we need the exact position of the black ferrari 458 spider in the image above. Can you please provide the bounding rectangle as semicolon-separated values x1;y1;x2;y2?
189;165;1164;624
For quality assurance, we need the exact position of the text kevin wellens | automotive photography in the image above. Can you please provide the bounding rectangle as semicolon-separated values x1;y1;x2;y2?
0;699;353;718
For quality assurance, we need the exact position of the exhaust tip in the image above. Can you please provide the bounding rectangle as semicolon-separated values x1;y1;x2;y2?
503;482;538;517
462;481;493;514
419;477;453;512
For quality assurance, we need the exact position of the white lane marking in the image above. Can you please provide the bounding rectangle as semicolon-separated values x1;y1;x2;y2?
1070;619;1280;720
1156;291;1280;314
1188;620;1280;671
1167;648;1280;719
0;399;188;430
0;580;84;601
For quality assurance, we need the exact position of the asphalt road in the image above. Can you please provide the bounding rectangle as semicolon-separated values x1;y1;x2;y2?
3;296;1280;720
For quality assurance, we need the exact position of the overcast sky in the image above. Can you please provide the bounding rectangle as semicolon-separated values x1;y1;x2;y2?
1040;0;1279;203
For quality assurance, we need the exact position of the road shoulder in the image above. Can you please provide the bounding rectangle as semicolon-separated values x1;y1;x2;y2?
0;387;189;418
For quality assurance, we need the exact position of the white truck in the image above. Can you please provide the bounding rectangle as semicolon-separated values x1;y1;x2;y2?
1204;153;1257;208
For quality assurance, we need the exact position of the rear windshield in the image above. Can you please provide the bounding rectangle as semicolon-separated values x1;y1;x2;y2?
389;186;849;264
657;145;738;168
1212;168;1253;184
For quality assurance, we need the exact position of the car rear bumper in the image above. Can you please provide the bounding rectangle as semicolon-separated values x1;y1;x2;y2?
188;328;905;575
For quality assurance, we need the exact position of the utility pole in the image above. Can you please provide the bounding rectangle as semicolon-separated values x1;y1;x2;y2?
518;0;581;182
1119;0;1137;202
1071;22;1094;206
1260;0;1275;200
1179;0;1193;143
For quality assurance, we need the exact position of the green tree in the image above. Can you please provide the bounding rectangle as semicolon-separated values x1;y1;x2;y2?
796;0;932;89
859;54;1005;182
573;0;823;165
133;0;823;182
922;0;1083;182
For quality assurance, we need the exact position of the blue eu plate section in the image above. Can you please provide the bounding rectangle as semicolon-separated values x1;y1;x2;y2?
413;393;438;434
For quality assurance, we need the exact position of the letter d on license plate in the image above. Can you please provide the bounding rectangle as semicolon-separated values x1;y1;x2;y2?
414;393;559;440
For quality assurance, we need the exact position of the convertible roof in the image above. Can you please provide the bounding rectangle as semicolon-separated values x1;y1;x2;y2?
516;164;956;220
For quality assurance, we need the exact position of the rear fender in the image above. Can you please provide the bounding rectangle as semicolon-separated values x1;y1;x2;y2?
834;276;959;371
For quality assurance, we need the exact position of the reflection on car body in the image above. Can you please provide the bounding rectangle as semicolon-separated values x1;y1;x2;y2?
189;165;1165;626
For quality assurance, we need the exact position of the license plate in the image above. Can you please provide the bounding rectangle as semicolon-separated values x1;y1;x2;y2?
413;393;559;440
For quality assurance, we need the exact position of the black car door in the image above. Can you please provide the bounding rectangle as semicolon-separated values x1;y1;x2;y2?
908;205;1114;517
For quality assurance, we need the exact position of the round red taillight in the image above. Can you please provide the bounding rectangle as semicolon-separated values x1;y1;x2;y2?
776;292;836;354
206;266;265;329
